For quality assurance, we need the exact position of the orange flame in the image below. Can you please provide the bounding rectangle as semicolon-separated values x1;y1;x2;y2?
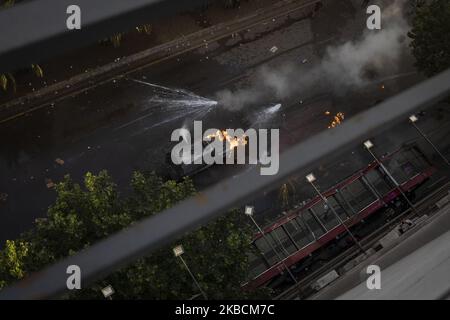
206;130;247;151
328;112;345;129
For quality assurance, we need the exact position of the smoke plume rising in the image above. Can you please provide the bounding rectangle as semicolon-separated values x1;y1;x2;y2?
216;0;410;110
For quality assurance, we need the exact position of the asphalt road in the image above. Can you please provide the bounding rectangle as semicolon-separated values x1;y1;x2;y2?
0;0;449;245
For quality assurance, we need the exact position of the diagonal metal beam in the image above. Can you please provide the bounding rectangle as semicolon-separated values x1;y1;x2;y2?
1;68;449;300
0;0;207;73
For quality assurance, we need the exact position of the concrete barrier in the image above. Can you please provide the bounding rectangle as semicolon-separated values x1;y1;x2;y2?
311;270;339;291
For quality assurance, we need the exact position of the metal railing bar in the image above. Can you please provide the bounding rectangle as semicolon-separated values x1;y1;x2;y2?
0;0;207;73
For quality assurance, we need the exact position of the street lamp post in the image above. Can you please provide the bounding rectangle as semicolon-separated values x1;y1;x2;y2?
363;140;418;214
305;174;365;253
409;115;450;166
173;245;207;300
244;206;298;284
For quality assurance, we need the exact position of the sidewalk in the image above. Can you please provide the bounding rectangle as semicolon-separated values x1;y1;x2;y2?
311;201;450;299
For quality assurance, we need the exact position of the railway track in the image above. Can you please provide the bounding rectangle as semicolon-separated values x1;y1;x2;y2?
275;179;450;300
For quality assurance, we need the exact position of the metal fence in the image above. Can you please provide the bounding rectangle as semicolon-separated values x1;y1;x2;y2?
0;0;450;300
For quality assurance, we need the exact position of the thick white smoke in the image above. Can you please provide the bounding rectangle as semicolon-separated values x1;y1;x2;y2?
216;0;410;110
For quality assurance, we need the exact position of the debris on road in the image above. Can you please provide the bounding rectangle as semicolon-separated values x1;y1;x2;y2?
399;219;415;234
302;58;308;64
0;193;8;202
328;112;345;129
55;158;65;165
45;179;55;189
270;46;278;53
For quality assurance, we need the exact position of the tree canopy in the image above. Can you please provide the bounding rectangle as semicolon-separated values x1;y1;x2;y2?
408;0;450;77
0;171;267;299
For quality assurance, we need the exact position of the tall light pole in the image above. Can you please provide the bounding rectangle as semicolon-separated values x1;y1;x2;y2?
409;114;450;166
363;140;418;214
305;173;365;253
173;245;207;300
244;206;298;284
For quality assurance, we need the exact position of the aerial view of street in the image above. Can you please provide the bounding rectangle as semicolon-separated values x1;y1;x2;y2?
0;0;449;306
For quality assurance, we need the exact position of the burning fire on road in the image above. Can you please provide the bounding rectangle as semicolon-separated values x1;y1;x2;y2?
327;112;345;129
205;130;248;154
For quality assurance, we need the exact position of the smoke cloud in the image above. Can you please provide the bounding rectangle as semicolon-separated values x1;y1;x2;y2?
216;0;410;110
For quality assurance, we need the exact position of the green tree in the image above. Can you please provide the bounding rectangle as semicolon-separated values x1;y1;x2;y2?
0;171;266;299
408;0;450;77
222;0;242;9
1;0;15;8
0;73;16;93
0;240;29;289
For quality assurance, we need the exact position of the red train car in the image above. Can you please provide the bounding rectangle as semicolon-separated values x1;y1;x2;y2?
244;143;435;290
